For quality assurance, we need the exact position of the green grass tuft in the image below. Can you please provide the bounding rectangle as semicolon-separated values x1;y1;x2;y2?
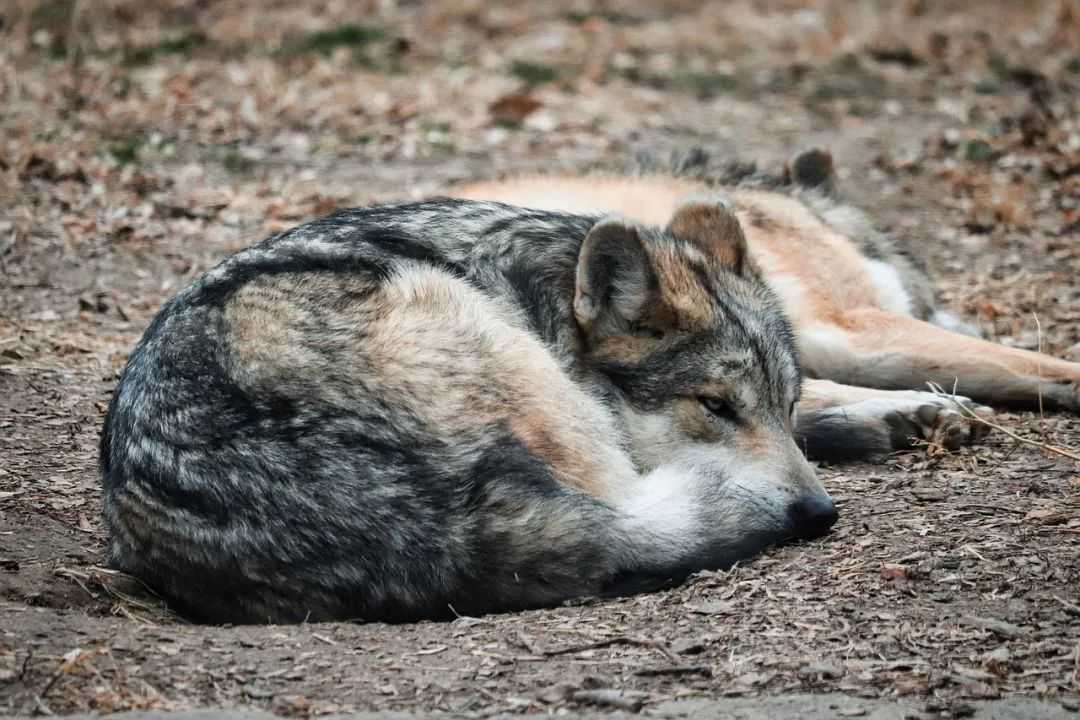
510;61;559;86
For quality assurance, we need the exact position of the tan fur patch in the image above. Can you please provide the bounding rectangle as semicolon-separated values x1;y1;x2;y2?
226;272;380;391
648;244;715;332
589;334;663;364
226;267;639;500
667;201;747;272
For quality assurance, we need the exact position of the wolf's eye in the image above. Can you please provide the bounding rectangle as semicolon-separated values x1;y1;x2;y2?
700;396;738;424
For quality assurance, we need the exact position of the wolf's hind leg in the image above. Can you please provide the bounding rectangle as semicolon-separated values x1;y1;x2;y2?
801;310;1080;412
795;379;992;462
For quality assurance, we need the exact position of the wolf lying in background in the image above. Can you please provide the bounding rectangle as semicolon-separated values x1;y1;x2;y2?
458;149;1080;459
102;196;837;624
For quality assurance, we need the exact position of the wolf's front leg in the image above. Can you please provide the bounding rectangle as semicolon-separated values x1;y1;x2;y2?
795;379;993;462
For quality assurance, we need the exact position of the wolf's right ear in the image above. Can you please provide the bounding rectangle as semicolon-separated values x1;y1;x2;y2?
574;216;652;339
667;197;747;275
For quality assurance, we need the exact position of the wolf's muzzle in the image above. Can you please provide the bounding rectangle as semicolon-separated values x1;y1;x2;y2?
787;492;838;539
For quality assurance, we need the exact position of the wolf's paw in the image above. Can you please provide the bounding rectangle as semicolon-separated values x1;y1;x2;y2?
882;393;993;452
1047;377;1080;415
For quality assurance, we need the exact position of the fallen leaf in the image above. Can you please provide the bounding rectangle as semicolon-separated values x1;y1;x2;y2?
1023;508;1069;525
489;93;542;126
880;563;909;582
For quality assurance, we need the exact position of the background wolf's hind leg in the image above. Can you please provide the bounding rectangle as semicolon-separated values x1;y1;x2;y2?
806;309;1080;413
795;379;992;462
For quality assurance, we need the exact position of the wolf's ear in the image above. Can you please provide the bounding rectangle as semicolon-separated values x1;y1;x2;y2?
575;216;653;338
666;196;747;275
784;148;836;194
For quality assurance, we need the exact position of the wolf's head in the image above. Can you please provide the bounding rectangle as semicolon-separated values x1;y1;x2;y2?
574;197;836;559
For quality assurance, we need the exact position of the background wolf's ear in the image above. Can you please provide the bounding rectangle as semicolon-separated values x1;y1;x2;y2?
575;217;652;338
666;197;747;275
783;148;836;194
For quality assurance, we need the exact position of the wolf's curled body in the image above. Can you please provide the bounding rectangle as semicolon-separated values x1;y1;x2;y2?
101;197;836;624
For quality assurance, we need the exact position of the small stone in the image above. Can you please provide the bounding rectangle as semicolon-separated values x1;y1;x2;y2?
536;682;576;704
799;662;843;679
912;489;947;502
687;600;733;615
961;615;1026;639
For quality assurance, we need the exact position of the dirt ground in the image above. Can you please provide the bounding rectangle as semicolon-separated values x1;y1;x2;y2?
1;1;1079;717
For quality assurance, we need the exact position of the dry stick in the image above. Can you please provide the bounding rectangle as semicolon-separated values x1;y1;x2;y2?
513;630;540;656
543;636;680;664
571;689;647;712
33;696;53;717
1053;595;1080;617
19;648;33;681
1033;312;1046;426
928;383;1080;463
53;567;161;613
113;603;155;626
633;665;713;678
38;652;91;701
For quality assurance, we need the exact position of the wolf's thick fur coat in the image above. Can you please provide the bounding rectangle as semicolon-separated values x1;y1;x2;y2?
101;196;829;624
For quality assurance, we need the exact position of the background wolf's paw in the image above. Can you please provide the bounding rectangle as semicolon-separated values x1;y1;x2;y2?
884;394;993;452
1031;376;1080;414
1055;378;1080;415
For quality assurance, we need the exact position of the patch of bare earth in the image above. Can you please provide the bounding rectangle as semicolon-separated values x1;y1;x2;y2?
1;1;1078;717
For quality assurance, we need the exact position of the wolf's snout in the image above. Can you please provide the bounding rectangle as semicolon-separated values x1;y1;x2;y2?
787;493;838;539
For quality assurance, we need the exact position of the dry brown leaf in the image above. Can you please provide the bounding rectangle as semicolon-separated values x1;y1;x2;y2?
489;93;542;126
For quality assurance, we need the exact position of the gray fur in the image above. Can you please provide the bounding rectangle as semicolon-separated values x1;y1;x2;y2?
101;198;827;624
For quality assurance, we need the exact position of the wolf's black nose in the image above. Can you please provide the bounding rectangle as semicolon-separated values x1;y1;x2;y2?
788;493;838;539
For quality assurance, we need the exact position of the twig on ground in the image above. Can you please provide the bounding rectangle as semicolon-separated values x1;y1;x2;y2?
113;603;156;627
572;689;648;712
1032;312;1046;426
32;695;54;716
512;630;540;655
633;664;713;678
928;382;1080;463
1053;596;1080;617
956;504;1026;515
19;648;33;681
39;651;91;700
54;566;163;614
542;636;680;664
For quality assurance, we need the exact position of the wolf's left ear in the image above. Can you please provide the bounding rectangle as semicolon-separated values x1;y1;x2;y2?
666;196;747;275
575;216;653;338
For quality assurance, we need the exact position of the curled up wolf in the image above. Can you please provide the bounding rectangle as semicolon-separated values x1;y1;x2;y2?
100;151;1080;624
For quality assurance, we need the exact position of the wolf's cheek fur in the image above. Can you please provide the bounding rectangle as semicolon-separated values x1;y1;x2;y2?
587;334;665;365
619;395;828;540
